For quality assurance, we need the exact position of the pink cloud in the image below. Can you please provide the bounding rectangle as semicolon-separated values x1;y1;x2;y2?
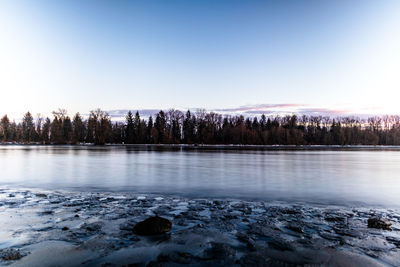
215;104;305;113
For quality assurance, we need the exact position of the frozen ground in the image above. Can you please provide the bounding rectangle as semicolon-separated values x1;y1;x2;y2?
0;188;399;266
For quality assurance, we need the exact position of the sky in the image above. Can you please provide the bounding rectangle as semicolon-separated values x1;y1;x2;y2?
0;0;400;120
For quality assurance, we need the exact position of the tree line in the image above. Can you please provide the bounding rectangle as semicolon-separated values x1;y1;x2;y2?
1;108;400;145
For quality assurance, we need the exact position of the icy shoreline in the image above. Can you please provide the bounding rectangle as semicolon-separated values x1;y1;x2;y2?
0;188;399;266
3;143;400;151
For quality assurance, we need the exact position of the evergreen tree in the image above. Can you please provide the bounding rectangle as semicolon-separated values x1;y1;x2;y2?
133;111;141;144
86;115;96;144
0;115;10;142
72;113;86;144
146;116;154;143
51;109;69;144
63;116;73;143
154;111;166;143
183;110;195;144
41;118;51;144
9;121;17;142
125;111;135;144
111;122;124;144
50;117;63;144
22;112;35;143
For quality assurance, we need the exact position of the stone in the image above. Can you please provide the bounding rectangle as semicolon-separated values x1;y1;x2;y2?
156;252;193;264
367;217;392;230
0;248;22;261
386;236;400;248
325;216;346;222
236;232;255;248
281;208;301;215
133;216;172;235
240;252;271;266
268;238;294;251
41;210;54;215
286;223;304;233
204;242;236;259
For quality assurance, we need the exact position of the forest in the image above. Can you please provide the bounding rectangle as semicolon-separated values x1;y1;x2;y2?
1;108;400;146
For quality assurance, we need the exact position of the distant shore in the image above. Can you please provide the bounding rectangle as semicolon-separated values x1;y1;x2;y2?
2;143;400;151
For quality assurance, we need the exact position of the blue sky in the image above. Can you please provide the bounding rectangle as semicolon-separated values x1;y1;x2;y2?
0;0;399;119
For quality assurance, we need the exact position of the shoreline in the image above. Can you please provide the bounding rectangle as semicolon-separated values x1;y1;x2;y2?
2;143;400;151
0;188;399;266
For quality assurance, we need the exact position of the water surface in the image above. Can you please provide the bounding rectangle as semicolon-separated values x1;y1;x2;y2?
1;145;399;207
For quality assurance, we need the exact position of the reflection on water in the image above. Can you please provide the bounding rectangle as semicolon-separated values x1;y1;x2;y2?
0;145;400;206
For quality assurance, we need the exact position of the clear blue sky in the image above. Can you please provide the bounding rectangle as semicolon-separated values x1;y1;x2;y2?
0;0;399;119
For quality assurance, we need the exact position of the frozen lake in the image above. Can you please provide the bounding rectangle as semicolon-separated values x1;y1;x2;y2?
1;145;400;207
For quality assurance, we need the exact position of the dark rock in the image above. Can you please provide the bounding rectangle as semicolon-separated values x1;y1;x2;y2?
146;261;162;267
129;236;140;241
157;251;194;264
386;236;400;248
0;248;23;261
325;215;346;222
133;216;172;235
240;252;271;266
281;208;301;215
62;227;69;231
204;242;236;260
319;231;343;241
81;222;103;233
268;238;294;251
286;223;304;233
236;232;255;249
333;227;361;238
213;200;221;205
367;217;392;230
222;214;238;221
41;210;54;215
248;223;277;237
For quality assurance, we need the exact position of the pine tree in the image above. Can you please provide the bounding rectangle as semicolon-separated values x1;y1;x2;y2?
0;115;10;142
154;111;166;144
50;117;63;144
72;113;86;144
133;111;141;144
41;118;51;144
63;116;73;143
125;111;135;144
22;112;35;143
146;116;154;143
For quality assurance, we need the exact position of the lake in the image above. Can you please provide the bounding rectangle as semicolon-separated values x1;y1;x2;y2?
1;145;400;207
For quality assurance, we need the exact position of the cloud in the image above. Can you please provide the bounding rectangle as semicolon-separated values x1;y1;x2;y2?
106;109;161;120
243;110;275;115
106;104;384;121
296;108;352;116
214;104;304;113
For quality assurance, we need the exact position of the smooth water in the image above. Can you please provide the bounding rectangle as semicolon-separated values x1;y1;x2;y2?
1;145;400;206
